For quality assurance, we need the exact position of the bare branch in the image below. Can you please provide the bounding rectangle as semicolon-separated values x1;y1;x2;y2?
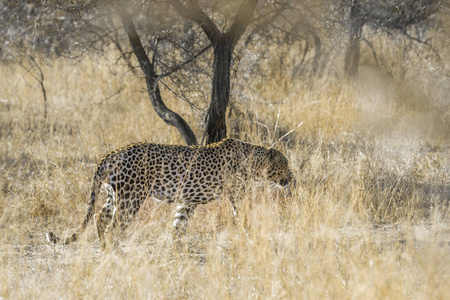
18;53;48;120
158;43;212;79
168;0;221;43
116;2;197;145
400;29;441;61
227;0;259;46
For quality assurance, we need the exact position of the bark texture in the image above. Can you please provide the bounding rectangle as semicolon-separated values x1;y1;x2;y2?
170;0;258;144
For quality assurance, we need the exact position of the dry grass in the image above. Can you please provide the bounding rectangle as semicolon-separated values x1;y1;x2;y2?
0;52;449;299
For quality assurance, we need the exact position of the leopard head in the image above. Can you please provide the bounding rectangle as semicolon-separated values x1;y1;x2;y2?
266;148;293;188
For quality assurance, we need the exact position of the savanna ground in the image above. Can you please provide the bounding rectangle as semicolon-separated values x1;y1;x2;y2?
1;47;449;298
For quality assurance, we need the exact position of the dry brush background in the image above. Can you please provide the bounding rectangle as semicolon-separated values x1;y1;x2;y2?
1;24;450;299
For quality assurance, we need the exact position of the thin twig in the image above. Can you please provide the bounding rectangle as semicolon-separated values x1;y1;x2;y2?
18;54;48;119
157;44;212;80
271;122;303;148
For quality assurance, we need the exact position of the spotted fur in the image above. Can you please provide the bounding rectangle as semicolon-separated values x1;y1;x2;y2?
47;138;293;250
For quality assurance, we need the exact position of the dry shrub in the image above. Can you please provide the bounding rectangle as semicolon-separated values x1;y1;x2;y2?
0;52;449;299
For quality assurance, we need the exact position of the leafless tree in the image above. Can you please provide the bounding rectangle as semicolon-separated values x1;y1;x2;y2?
342;0;443;78
1;0;280;145
168;0;259;144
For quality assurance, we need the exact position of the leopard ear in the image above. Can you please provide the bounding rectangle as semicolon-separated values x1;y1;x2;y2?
268;148;277;160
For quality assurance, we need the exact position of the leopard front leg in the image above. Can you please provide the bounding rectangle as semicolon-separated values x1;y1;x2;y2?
173;201;198;239
230;196;239;218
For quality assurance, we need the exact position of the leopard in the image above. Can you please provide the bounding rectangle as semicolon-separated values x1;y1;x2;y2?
47;138;293;250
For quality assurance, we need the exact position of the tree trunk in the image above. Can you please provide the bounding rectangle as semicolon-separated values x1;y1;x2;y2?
344;0;364;78
117;4;197;145
312;34;322;76
205;38;233;144
170;0;258;144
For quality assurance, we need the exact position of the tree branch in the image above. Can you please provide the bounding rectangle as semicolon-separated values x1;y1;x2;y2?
227;0;259;46
168;0;221;43
158;43;212;79
116;2;197;145
18;53;48;120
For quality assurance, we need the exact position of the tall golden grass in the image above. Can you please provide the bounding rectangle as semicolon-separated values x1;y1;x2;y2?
0;49;449;299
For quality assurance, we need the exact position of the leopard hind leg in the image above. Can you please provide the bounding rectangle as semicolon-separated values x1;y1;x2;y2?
104;191;143;250
94;183;116;251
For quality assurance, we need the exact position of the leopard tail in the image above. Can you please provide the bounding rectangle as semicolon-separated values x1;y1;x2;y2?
47;176;101;246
